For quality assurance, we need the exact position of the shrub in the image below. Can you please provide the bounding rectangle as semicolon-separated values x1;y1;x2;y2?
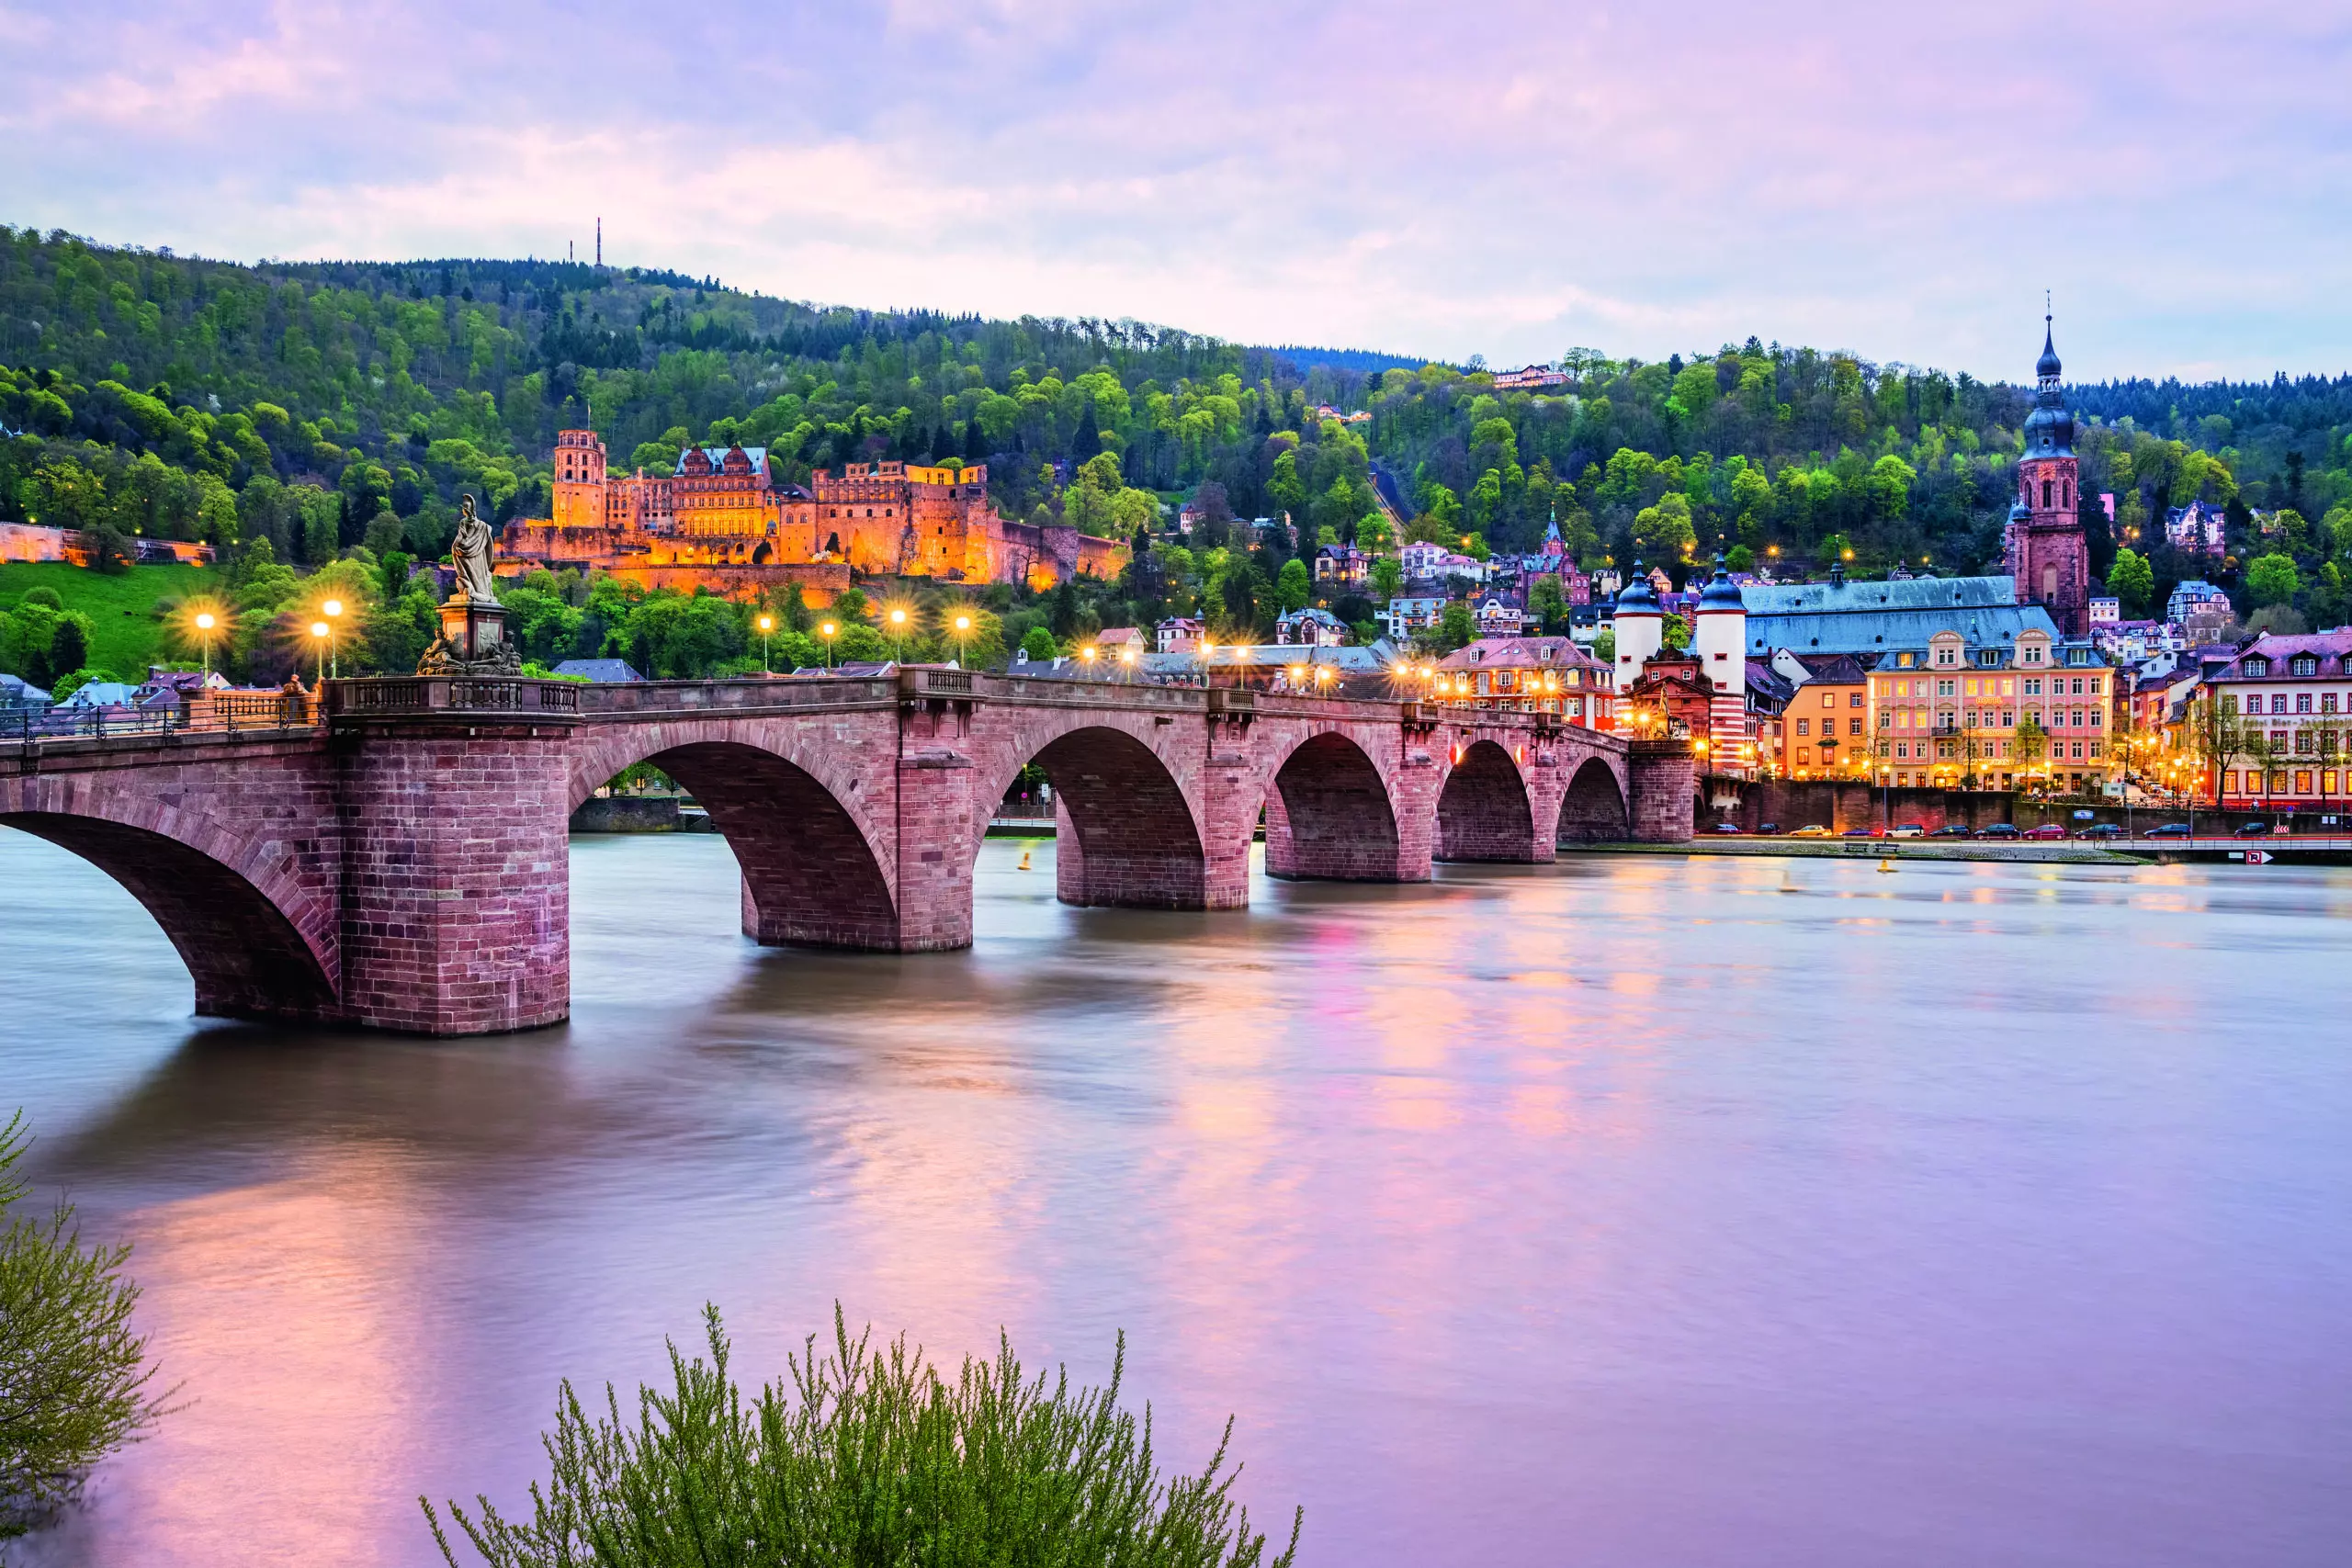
424;1306;1301;1568
0;1112;171;1541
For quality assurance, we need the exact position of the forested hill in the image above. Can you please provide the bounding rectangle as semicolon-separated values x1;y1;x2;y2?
2;224;2348;627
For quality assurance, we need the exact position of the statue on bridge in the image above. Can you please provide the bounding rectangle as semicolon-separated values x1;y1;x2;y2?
419;493;522;676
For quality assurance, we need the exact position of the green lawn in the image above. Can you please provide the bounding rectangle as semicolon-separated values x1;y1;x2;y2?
0;561;223;680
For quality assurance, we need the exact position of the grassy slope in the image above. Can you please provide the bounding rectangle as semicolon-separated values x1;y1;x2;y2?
0;561;222;679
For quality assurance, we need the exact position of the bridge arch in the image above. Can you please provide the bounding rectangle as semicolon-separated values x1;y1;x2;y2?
1260;729;1404;881
569;723;899;949
1435;739;1538;863
1556;754;1630;844
2;785;339;1022
975;716;1208;909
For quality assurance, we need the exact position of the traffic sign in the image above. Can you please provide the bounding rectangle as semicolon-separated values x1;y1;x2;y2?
2246;849;2274;864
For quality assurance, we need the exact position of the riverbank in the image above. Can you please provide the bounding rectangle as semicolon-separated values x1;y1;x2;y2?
1579;839;2145;864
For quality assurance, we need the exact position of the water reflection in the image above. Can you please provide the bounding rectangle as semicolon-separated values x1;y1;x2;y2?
3;830;2349;1567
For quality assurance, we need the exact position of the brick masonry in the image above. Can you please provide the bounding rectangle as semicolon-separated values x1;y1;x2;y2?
6;682;1669;1034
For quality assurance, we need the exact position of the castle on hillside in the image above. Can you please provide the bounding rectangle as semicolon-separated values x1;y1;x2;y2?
499;429;1127;598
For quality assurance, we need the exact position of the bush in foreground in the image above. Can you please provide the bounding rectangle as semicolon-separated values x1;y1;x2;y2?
424;1305;1300;1568
0;1111;170;1542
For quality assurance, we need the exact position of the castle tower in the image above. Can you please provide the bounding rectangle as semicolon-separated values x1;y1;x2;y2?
1690;555;1749;768
2007;317;2087;635
552;428;608;531
1611;558;1663;723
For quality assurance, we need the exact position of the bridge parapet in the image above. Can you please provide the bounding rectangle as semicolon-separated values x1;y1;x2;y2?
326;676;582;720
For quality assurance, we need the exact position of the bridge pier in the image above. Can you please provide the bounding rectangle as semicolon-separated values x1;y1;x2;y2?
337;709;576;1035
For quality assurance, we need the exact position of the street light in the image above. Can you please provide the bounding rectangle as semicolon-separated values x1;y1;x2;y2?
888;606;909;663
309;620;330;685
192;609;218;682
757;613;774;673
322;598;343;680
820;620;837;669
953;613;971;666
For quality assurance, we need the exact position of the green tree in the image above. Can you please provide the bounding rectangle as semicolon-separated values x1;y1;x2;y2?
1437;600;1476;650
1265;450;1306;520
2108;547;2155;618
1275;557;1311;613
1370;556;1403;601
423;1306;1299;1568
1633;493;1695;561
1019;625;1059;662
2245;552;2299;607
1;1112;172;1542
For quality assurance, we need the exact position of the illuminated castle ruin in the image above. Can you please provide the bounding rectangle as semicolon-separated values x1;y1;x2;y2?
500;429;1126;599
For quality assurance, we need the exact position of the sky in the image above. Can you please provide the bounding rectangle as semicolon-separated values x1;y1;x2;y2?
2;0;2346;384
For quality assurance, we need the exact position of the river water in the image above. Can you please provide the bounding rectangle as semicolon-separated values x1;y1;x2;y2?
2;830;2347;1567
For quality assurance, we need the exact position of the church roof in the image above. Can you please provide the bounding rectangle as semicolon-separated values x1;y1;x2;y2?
1739;573;2063;656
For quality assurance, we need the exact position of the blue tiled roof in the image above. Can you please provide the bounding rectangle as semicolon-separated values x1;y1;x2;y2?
552;659;645;682
1741;574;2061;655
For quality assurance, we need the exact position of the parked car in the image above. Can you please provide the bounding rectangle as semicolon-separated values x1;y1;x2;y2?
1929;824;1973;839
1977;822;2022;839
2142;822;2193;839
1789;824;1833;838
1840;827;1880;838
2076;823;2123;840
1887;823;1927;839
2021;824;2066;840
1755;822;1780;835
1711;822;1746;835
2234;820;2273;837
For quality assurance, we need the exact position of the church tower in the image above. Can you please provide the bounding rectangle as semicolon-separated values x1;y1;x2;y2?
2006;316;2087;635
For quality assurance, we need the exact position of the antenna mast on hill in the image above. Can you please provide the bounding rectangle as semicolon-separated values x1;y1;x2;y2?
596;217;602;268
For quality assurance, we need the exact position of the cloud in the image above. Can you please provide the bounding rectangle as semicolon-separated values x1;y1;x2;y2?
1;0;2346;378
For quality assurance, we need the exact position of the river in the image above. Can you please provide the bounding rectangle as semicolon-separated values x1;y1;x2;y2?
3;830;2348;1567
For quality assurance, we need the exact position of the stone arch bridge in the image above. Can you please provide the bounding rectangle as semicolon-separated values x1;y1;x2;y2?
2;672;1691;1035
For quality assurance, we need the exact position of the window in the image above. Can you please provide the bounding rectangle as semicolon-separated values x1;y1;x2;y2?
2297;770;2314;794
2325;693;2341;715
2291;656;2317;677
2272;694;2289;715
1895;741;1909;759
1796;717;1811;736
2089;709;2101;728
2297;693;2312;714
2222;694;2239;715
1850;692;1864;707
2296;732;2314;755
2245;658;2270;677
1798;748;1812;765
2024;678;2041;696
1878;712;1891;728
2088;679;2102;695
2042;479;2052;507
1849;717;1863;736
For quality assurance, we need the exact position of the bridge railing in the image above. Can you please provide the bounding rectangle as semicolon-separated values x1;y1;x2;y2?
323;677;583;718
4;692;321;747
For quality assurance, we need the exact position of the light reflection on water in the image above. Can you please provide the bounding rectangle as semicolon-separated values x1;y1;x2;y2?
3;830;2349;1567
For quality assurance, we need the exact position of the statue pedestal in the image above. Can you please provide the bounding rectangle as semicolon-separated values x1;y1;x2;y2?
419;594;521;675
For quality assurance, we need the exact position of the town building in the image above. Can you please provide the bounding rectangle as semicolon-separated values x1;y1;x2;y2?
1429;637;1612;726
1313;544;1372;586
2167;580;2234;637
1489;365;1570;391
1769;651;1872;778
1865;627;2118;794
1155;616;1204;654
1382;595;1447;641
2165;500;2229;560
1274;607;1348;647
2210;633;2352;808
503;429;1127;597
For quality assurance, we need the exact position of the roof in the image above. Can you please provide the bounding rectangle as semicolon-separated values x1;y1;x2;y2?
1789;652;1871;684
1738;573;2062;655
790;661;899;677
1435;636;1606;671
60;682;140;707
674;445;769;475
552;659;645;682
2219;633;2352;680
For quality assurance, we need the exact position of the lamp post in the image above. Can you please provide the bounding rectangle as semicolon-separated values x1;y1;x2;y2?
1080;644;1097;680
953;613;971;667
888;607;909;664
757;614;774;674
193;611;217;682
1121;643;1137;681
820;620;836;669
309;620;330;686
322;599;342;680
